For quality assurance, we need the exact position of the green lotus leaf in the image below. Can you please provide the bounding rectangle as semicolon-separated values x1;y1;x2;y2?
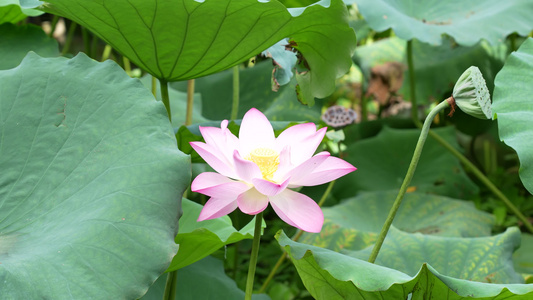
278;229;533;299
167;199;262;271
41;0;355;100
333;126;480;199
492;38;533;194
141;256;270;300
300;191;494;252
0;23;59;70
0;0;42;24
352;0;533;46
513;233;533;277
0;52;190;299
352;226;523;284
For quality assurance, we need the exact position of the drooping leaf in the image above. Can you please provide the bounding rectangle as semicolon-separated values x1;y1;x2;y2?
492;37;533;195
0;52;190;299
0;23;59;70
300;191;494;252
167;199;262;271
262;38;298;90
333;126;480;199
42;0;355;100
278;229;533;299
141;256;270;300
352;0;533;46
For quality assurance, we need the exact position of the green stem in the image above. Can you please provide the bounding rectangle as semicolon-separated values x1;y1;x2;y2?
151;76;157;98
368;99;450;264
48;15;59;38
360;95;368;122
258;180;336;293
91;34;99;59
101;45;112;62
185;79;195;126
81;26;90;57
407;39;417;122
160;79;172;122
244;212;263;300
123;57;132;74
425;128;533;234
162;271;177;300
61;21;77;55
231;65;240;120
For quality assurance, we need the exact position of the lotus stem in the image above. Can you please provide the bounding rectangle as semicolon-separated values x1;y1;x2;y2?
151;76;157;98
186;79;195;126
244;212;263;300
407;39;418;122
61;21;77;55
368;99;450;264
231;65;240;120
162;270;177;300
259;180;336;293
123;57;131;74
160;79;172;122
48;15;59;38
101;45;112;62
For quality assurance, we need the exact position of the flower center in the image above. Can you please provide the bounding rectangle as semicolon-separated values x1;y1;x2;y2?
247;147;279;181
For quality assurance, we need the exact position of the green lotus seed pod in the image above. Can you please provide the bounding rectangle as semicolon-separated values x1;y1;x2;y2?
452;66;493;120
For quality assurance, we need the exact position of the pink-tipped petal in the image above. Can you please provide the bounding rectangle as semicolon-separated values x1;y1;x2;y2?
191;172;250;197
239;108;275;156
289;156;356;187
198;197;238;221
199;125;239;165
285;152;330;185
270;189;324;233
233;150;262;183
252;177;290;196
276;124;327;166
190;142;237;179
237;188;269;215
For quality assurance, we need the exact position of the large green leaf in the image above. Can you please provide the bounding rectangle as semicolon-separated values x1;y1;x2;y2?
278;229;533;299
0;23;59;70
141;256;270;300
0;53;190;299
352;226;523;284
352;0;533;46
493;38;533;195
172;61;322;122
168;199;261;271
300;191;494;252
42;0;355;100
333;126;480;199
353;37;507;105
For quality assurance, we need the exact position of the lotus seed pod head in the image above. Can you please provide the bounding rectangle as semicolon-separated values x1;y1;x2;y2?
452;66;493;120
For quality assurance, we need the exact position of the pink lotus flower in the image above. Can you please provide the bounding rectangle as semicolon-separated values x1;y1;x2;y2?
190;108;356;233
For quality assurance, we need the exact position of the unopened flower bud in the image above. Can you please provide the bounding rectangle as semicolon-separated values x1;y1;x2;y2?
452;66;493;120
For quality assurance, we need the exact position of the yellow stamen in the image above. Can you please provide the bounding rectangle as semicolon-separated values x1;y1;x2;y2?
246;147;280;181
